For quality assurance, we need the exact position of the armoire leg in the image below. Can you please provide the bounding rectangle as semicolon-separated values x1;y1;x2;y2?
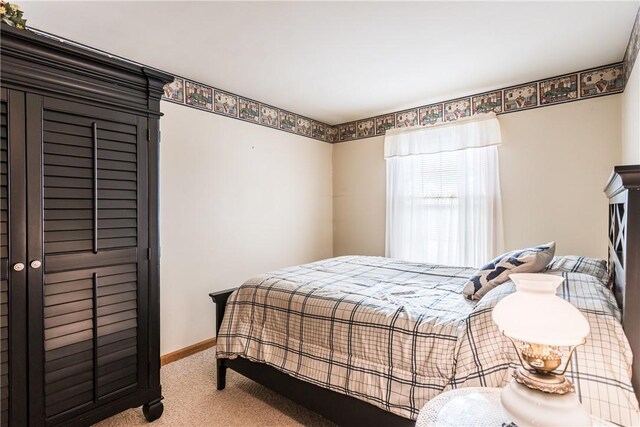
217;359;227;390
143;397;164;422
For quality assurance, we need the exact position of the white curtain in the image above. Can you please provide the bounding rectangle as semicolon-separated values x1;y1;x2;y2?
385;113;504;267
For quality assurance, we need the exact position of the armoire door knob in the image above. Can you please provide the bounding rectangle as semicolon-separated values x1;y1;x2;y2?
30;260;42;269
13;263;24;272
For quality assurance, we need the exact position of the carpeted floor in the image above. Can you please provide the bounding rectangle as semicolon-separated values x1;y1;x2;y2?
95;347;334;426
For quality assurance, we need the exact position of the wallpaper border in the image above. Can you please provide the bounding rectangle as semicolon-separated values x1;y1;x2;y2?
331;5;639;143
623;6;640;84
162;75;335;143
162;61;626;144
331;62;625;143
30;10;638;146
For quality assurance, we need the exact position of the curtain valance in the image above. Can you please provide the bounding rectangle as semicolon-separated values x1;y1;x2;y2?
384;112;502;159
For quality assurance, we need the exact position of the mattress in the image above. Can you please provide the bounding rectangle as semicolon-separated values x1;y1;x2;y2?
216;256;640;425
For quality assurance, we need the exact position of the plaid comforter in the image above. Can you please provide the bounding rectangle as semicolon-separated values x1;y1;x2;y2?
216;256;640;425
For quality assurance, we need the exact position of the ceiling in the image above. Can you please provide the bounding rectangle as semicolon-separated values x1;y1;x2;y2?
20;1;639;124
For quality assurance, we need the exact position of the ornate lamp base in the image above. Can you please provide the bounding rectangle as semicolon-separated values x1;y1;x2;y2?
500;379;592;427
513;366;575;394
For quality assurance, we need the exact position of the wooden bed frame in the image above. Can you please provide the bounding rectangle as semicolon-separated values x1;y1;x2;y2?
209;164;640;426
208;289;414;427
604;165;640;402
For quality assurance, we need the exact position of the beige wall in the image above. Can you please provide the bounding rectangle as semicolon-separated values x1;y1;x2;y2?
333;95;622;261
332;137;386;256
622;55;640;164
160;86;624;354
159;102;333;355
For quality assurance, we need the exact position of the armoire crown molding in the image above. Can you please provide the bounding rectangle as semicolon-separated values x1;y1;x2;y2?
1;25;171;118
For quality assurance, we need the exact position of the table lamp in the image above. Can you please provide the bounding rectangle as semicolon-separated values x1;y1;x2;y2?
492;273;592;426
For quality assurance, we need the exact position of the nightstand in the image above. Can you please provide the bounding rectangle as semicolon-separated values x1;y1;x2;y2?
416;387;613;427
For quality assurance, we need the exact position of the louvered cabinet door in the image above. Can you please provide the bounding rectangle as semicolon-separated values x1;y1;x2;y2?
1;88;30;427
28;96;150;425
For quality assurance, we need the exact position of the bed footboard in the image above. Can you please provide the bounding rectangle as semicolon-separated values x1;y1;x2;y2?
209;288;237;390
207;286;415;426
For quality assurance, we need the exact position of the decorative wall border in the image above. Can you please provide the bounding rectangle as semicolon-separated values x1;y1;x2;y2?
161;61;627;144
623;6;640;84
331;6;639;143
162;75;336;142
29;12;639;146
162;2;638;144
29;27;339;142
162;5;640;144
331;62;625;143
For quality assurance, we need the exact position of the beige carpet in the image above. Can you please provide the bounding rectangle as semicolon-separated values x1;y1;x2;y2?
95;347;334;427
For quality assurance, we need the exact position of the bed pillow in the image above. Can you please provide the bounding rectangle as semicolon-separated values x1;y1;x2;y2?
463;242;556;300
544;255;609;285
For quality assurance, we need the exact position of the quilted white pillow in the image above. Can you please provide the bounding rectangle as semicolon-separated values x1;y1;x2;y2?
463;242;556;301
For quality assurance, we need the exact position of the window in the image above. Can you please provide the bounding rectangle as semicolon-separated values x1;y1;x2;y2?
385;115;504;267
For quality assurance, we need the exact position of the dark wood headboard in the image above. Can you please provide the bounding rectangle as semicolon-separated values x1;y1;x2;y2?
604;165;640;402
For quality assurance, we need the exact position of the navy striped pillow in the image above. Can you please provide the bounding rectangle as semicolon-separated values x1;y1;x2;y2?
463;242;556;301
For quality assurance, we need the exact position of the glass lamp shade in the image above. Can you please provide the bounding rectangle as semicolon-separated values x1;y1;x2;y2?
492;273;590;346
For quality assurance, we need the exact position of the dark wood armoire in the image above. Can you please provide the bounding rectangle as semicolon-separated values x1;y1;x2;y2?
0;25;172;426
